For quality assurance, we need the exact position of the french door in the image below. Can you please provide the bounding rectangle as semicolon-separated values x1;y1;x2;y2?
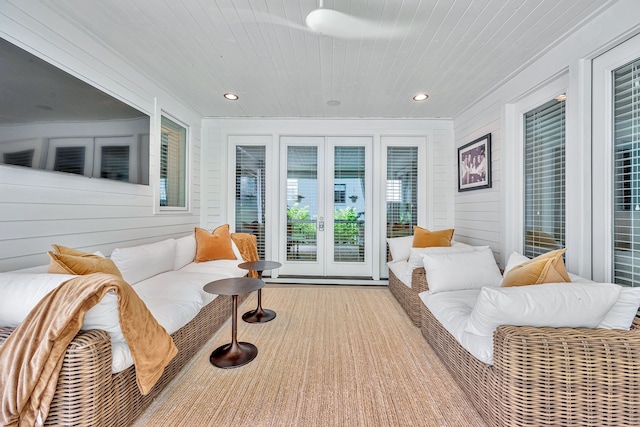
279;136;372;277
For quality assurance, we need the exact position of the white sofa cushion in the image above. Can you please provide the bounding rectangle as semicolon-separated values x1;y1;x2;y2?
421;247;502;293
0;273;125;344
386;235;414;261
466;282;622;337
174;234;197;271
420;289;495;364
503;252;530;276
111;239;177;285
600;286;640;330
407;242;474;270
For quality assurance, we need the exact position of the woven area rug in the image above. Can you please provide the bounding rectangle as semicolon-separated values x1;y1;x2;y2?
132;285;486;427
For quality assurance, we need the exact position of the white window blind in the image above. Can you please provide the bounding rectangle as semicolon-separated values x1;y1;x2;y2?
54;146;86;175
235;145;266;259
100;146;130;182
160;116;186;208
386;147;417;238
523;97;565;258
333;146;365;262
613;58;640;286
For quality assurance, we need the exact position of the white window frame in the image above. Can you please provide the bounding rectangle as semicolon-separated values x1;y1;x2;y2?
504;74;569;264
158;113;189;212
592;33;640;282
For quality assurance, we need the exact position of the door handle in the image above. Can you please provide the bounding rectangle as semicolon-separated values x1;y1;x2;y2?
318;216;324;231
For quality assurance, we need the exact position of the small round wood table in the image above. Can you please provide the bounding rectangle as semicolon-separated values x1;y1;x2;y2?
238;260;282;323
203;277;264;368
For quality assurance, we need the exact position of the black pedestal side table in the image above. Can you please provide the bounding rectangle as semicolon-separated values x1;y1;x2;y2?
203;277;264;368
238;260;282;323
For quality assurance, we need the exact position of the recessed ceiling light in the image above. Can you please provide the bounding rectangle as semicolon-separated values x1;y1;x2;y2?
413;93;429;101
224;93;239;101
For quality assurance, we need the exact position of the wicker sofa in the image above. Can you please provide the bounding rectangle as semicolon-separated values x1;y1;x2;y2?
414;249;640;427
421;303;640;427
388;263;426;327
0;232;256;426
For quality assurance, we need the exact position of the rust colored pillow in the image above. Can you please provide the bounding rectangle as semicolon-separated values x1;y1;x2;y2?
502;248;570;287
48;252;123;278
194;225;237;262
412;226;454;248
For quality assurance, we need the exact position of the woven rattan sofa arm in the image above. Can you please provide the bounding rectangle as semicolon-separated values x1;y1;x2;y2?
492;318;640;426
412;267;429;293
0;327;116;426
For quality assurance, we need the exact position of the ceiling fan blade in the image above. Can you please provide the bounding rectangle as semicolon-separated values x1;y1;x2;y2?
305;8;404;39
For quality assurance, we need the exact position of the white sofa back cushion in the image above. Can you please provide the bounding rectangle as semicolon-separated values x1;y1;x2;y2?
466;282;622;337
0;273;125;343
174;234;197;271
386;235;414;261
111;239;176;285
408;242;475;270
421;247;503;293
600;286;640;330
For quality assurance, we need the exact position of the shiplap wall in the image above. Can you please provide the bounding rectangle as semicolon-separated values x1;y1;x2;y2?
453;0;640;272
0;2;202;271
200;118;454;277
453;102;502;262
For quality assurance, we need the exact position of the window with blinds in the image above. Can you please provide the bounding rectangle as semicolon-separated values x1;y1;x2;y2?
523;97;566;258
386;147;417;238
235;145;266;259
54;146;86;175
160;116;187;208
4;149;34;167
100;146;130;182
613;58;640;287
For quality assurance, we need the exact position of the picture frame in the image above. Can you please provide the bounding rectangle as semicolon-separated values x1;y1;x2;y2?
458;133;491;192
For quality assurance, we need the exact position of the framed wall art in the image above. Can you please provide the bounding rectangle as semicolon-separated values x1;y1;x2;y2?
458;133;491;192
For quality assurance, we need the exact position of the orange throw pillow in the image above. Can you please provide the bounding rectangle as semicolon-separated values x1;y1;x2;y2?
51;244;99;257
48;252;123;278
412;226;454;248
194;225;237;262
502;248;570;287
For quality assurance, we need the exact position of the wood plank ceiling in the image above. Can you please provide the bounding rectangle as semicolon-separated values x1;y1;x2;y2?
37;0;615;119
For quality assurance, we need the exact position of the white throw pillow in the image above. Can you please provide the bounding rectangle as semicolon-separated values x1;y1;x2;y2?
111;238;176;285
466;282;622;337
408;242;476;270
421;247;502;294
174;234;197;271
0;273;125;343
599;286;640;330
386;235;413;261
502;252;530;276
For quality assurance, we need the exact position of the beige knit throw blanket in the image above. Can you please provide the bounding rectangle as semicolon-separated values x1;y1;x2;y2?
0;273;178;427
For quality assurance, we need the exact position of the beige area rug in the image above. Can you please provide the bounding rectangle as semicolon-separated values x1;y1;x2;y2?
132;286;486;427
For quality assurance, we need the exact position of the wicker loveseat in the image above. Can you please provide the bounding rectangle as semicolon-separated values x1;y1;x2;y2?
421;304;640;427
0;231;256;426
0;293;247;426
413;248;640;427
388;263;426;327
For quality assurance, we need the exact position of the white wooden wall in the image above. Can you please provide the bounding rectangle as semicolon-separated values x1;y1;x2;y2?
0;2;202;271
453;0;640;273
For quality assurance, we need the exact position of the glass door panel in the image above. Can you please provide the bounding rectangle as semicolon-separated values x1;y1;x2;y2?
286;145;319;262
325;136;372;277
333;146;365;263
279;138;325;276
235;145;266;259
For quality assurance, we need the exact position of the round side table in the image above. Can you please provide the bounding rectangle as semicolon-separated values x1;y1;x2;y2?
238;260;282;323
203;277;264;368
